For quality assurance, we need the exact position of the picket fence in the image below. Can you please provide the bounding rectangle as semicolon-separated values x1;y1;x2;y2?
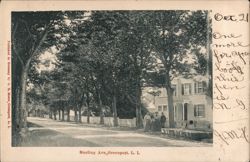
67;115;136;128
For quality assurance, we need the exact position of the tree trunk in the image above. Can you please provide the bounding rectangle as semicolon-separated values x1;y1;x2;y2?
53;110;57;120
78;105;82;123
74;108;78;122
87;110;90;124
86;93;90;124
135;99;143;128
99;92;104;125
49;108;53;119
112;95;118;127
135;82;143;129
58;109;61;120
165;74;175;128
18;57;32;145
62;109;65;121
67;107;70;122
19;61;30;129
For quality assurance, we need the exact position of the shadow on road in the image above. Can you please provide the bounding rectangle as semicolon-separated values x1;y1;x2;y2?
21;125;100;147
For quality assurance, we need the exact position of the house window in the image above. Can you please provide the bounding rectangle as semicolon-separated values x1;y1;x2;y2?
163;105;167;111
158;105;162;111
195;81;206;94
194;104;205;117
172;84;177;96
158;105;167;112
182;83;192;95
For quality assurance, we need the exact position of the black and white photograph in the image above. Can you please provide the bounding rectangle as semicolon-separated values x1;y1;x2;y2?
11;10;213;147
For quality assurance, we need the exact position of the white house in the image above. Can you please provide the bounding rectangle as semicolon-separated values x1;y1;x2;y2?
142;75;212;131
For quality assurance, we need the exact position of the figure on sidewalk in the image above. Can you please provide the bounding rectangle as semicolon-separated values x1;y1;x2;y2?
143;112;151;132
154;112;161;131
160;112;166;128
150;113;155;131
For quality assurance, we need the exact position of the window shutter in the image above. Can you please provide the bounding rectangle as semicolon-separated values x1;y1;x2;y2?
189;84;192;94
194;82;197;94
182;84;184;95
194;105;196;116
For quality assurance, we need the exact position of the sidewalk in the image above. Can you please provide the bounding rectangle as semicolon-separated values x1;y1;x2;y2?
84;124;212;143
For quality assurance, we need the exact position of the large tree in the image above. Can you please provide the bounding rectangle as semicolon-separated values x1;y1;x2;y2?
151;11;210;128
11;11;86;145
12;12;59;145
121;12;156;128
81;11;157;128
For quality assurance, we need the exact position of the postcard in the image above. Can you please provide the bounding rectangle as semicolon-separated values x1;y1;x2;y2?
0;1;249;162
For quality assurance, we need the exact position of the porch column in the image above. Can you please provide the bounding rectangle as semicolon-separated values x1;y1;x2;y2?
174;104;179;121
182;103;184;120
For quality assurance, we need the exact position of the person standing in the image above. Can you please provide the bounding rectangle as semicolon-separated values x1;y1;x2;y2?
143;112;151;132
154;112;161;131
160;112;166;128
150;113;155;132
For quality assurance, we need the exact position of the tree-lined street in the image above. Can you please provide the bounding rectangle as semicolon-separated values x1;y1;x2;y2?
11;11;211;146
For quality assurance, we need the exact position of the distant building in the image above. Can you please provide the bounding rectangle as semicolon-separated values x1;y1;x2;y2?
142;75;212;131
